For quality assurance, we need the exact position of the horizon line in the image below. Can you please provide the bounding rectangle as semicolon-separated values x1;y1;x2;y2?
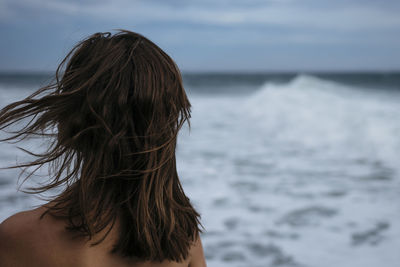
1;69;400;75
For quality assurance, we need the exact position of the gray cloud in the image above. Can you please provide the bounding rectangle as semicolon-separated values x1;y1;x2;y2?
1;0;400;71
3;0;400;31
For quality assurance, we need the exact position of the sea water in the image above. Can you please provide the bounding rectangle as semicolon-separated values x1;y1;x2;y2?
0;72;399;267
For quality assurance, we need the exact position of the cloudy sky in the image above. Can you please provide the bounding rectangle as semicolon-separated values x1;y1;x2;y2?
1;0;400;72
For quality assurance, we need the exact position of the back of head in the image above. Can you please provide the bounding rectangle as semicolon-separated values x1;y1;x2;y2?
0;30;200;262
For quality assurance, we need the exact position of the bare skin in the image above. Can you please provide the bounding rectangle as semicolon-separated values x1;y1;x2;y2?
0;207;206;267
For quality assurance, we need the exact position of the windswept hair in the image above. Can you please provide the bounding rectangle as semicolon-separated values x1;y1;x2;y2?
0;30;201;262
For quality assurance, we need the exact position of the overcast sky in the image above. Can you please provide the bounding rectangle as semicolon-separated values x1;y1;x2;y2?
1;0;400;72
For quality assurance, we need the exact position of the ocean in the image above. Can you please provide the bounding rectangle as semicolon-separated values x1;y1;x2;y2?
0;72;399;267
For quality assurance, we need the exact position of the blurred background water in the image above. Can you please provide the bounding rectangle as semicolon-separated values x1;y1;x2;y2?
1;72;399;267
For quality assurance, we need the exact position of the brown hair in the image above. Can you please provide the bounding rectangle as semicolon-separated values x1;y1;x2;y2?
0;30;201;262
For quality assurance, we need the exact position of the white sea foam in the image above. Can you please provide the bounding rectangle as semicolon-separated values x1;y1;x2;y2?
178;75;400;267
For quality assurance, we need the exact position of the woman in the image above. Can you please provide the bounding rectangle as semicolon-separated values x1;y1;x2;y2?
0;30;206;267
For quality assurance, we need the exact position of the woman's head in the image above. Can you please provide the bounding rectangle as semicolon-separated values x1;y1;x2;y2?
57;30;190;152
0;30;200;262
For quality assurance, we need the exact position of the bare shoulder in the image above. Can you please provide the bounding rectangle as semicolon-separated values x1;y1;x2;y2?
1;208;39;233
0;208;40;245
0;208;47;266
188;236;207;267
